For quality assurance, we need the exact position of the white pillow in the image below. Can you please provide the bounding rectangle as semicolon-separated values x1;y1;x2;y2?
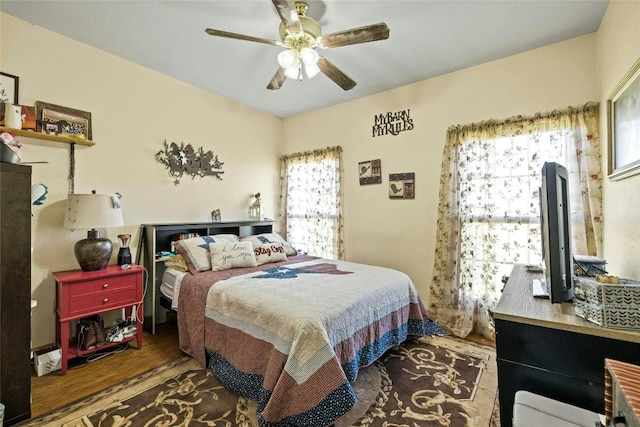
209;242;257;271
211;234;240;243
242;232;297;256
253;242;288;265
174;234;240;273
174;236;217;273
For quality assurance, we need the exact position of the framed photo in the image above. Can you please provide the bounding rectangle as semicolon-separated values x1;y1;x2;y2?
35;101;92;140
389;172;415;199
607;57;640;181
359;159;382;185
0;72;19;104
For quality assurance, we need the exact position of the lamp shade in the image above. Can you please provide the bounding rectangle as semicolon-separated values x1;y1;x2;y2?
64;193;124;271
64;193;124;230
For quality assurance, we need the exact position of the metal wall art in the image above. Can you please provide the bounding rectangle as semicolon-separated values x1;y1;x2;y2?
156;140;225;185
389;172;415;199
359;159;382;185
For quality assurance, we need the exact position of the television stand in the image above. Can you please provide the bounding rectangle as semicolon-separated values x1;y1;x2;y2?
493;265;640;427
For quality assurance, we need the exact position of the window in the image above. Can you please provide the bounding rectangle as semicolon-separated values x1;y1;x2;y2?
457;131;567;301
430;104;602;339
278;146;343;260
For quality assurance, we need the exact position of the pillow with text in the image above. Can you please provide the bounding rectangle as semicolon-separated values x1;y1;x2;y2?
175;235;240;274
253;242;288;265
209;241;258;271
242;232;297;256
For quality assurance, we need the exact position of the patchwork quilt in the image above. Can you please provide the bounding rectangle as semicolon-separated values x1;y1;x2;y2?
190;258;445;427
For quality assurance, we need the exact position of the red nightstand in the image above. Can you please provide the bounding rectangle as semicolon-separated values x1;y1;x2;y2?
53;264;145;375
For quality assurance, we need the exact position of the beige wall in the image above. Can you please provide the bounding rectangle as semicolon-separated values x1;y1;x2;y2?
283;34;598;302
597;1;640;279
1;13;283;347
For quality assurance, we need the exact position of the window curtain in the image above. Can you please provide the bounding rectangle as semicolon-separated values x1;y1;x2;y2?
430;103;602;339
278;146;344;260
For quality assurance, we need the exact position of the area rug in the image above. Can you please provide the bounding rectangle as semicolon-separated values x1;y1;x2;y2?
19;335;499;427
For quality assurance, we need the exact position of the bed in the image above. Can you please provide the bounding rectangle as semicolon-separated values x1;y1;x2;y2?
164;233;446;427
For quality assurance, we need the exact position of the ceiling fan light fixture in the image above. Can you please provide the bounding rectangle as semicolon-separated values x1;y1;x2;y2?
300;47;318;65
206;1;385;90
304;62;320;79
277;49;297;68
284;64;301;80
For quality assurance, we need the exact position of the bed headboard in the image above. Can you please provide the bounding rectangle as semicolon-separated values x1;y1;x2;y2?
140;220;273;258
136;219;274;334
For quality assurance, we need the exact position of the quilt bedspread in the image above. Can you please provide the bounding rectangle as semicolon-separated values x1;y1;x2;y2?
202;258;445;427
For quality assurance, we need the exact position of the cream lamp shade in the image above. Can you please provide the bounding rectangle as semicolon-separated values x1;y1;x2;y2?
64;192;124;271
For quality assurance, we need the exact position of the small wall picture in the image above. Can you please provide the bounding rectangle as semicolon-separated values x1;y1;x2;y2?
359;159;382;185
608;56;640;180
389;172;415;199
35;101;92;140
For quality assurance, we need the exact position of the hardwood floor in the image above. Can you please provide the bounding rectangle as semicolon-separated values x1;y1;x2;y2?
467;332;496;347
30;321;183;418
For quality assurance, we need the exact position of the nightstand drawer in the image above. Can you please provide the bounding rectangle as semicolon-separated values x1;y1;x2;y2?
64;274;139;317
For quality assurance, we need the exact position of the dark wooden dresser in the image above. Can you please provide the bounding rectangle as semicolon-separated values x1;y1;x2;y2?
0;163;32;425
493;265;640;427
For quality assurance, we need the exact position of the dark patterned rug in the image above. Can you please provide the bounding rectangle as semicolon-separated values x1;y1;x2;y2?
19;336;499;427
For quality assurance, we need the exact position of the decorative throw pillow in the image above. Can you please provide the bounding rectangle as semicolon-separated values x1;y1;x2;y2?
242;232;297;256
209;241;258;271
174;234;240;274
253;242;288;265
164;254;188;272
211;234;240;243
174;236;216;273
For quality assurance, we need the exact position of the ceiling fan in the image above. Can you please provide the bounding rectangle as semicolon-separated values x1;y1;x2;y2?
205;0;390;91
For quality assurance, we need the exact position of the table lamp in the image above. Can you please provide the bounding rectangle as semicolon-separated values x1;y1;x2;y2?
63;192;124;271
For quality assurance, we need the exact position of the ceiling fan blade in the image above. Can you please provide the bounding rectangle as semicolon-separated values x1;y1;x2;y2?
320;23;390;48
267;67;287;90
317;57;356;91
205;28;279;46
272;0;303;35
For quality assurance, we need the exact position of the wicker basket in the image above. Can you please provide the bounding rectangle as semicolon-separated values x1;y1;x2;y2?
573;298;640;330
573;276;640;306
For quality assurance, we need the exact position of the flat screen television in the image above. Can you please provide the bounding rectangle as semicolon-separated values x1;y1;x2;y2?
539;161;574;303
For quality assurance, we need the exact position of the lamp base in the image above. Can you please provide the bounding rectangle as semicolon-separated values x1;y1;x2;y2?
75;231;113;271
117;247;132;266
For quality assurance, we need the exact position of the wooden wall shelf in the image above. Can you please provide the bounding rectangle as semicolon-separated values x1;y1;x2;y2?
0;126;95;147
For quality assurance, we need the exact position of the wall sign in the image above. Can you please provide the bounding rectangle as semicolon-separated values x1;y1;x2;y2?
372;109;414;137
156;140;224;185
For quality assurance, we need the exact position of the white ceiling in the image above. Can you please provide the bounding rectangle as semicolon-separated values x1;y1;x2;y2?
1;1;609;119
